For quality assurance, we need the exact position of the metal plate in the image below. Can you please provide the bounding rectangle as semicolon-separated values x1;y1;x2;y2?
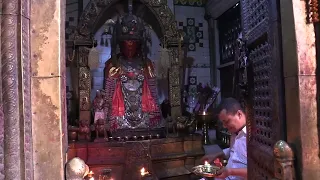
191;165;220;178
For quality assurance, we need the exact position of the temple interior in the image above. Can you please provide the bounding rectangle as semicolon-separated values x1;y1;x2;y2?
0;0;320;179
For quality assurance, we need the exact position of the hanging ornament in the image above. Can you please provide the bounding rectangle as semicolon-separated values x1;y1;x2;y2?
156;46;170;79
105;37;109;47
88;42;100;70
100;36;105;46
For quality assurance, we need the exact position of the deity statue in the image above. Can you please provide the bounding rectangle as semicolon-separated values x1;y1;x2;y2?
104;1;161;134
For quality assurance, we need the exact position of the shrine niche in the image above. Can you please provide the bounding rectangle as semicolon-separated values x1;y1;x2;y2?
66;0;204;179
66;0;185;136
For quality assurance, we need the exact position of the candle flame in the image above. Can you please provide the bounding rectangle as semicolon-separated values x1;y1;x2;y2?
140;167;149;176
141;167;145;174
89;171;93;174
203;111;206;115
204;161;209;165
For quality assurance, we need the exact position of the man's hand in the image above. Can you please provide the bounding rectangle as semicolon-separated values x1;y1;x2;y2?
216;168;248;178
216;167;231;178
200;151;224;163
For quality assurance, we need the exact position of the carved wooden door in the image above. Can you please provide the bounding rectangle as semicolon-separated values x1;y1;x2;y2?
240;0;286;179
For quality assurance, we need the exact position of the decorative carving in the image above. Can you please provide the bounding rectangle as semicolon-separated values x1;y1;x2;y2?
169;66;180;86
78;47;90;67
273;140;295;180
79;90;91;111
21;14;34;180
169;48;180;66
309;0;319;23
0;105;4;179
1;0;33;179
170;86;181;107
73;0;179;45
79;67;91;90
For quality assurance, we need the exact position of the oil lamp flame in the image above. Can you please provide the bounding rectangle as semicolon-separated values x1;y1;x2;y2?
140;167;145;175
140;167;149;176
87;171;94;178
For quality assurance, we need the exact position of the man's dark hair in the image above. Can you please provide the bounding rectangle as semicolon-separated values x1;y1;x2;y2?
217;97;243;115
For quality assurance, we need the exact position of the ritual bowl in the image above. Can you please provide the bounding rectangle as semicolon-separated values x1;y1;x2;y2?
191;164;221;178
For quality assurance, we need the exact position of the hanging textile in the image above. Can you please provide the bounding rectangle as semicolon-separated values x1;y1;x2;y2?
88;47;100;70
156;47;170;79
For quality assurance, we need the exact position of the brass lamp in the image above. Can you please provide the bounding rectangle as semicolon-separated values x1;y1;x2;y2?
197;111;212;145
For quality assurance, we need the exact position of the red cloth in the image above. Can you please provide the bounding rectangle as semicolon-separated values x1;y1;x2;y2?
141;79;157;112
111;81;125;116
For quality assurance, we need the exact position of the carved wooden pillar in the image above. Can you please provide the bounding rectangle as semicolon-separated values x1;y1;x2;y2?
168;45;182;118
30;0;66;179
78;46;92;139
1;0;34;179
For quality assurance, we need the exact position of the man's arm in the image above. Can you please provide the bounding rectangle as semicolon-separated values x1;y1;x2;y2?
201;150;226;163
229;168;247;178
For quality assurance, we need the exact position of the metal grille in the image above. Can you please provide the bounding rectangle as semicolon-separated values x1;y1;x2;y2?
241;0;285;179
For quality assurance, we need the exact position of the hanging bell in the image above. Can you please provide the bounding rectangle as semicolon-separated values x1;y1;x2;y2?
100;36;105;46
105;38;109;47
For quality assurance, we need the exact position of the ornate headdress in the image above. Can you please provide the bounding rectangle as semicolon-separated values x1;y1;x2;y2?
114;0;145;42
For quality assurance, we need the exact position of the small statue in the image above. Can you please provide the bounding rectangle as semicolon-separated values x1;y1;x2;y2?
161;99;176;136
166;116;177;136
93;90;105;124
78;119;90;141
65;157;89;180
176;116;189;133
95;119;107;141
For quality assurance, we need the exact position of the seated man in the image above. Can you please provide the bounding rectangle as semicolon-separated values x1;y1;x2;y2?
202;97;247;180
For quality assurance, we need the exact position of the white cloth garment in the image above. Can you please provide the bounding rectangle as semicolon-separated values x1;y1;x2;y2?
217;126;247;180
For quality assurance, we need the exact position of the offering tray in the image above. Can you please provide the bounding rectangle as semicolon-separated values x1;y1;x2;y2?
191;164;221;178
